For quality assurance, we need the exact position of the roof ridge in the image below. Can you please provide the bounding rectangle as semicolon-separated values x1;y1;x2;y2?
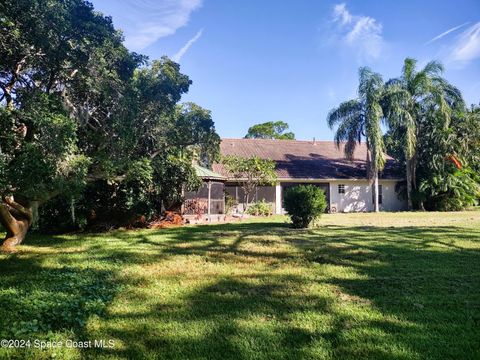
221;138;342;143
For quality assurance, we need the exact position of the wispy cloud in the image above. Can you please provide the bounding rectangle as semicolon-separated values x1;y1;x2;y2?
333;3;352;25
172;28;204;62
329;3;384;61
449;22;480;64
425;22;470;45
107;0;203;51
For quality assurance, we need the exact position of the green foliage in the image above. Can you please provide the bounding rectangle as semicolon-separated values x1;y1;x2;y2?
0;0;220;234
152;155;203;210
246;200;272;216
420;168;479;211
37;196;85;233
245;121;295;139
283;185;327;228
382;57;465;210
222;155;277;209
0;266;117;339
222;156;277;186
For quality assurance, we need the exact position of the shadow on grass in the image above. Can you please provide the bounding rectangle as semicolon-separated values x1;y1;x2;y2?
87;222;480;359
0;255;119;343
1;220;479;359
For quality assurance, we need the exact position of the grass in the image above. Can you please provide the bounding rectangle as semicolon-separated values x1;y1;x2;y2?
0;211;479;359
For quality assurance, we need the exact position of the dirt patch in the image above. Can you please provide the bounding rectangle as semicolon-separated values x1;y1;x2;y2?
149;211;184;229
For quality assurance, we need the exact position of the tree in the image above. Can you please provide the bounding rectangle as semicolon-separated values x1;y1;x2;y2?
0;0;127;250
0;0;219;250
327;67;386;212
221;156;277;212
382;58;463;210
245;121;295;139
415;105;479;210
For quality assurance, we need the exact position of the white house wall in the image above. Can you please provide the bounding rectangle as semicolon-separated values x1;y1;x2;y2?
329;180;406;213
227;179;406;215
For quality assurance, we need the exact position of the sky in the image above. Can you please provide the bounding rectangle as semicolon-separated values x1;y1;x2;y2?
91;0;480;140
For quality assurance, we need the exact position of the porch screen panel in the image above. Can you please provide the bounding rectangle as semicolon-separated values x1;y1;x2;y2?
255;186;276;202
184;183;208;215
210;182;225;214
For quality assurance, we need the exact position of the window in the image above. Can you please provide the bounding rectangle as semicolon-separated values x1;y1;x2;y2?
338;184;345;194
372;184;383;204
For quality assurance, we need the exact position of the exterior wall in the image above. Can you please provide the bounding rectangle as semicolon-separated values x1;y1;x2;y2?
329;180;406;212
226;179;406;215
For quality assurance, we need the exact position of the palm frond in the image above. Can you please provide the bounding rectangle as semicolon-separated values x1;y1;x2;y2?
422;60;444;77
402;58;417;84
332;112;363;159
359;67;383;101
326;99;362;129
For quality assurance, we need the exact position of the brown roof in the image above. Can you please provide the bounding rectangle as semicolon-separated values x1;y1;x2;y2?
212;138;403;180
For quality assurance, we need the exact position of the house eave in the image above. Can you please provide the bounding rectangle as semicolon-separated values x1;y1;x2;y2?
224;177;403;183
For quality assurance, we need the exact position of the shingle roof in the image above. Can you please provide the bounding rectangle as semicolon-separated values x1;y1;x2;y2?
212;138;403;180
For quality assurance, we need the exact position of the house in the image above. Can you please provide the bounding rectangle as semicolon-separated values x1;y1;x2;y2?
212;138;406;214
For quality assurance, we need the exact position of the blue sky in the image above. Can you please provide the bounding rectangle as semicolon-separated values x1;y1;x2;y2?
92;0;480;140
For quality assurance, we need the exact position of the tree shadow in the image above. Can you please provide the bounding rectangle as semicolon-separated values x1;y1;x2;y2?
282;225;480;359
1;220;479;359
0;256;119;340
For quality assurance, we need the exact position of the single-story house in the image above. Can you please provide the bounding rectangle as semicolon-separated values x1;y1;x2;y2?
212;138;407;214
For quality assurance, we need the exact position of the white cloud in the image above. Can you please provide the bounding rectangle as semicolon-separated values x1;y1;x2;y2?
330;3;384;61
450;22;480;64
105;0;203;51
425;22;470;45
172;28;203;62
333;3;352;25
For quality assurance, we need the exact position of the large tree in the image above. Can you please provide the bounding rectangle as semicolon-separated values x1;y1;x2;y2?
327;67;386;212
382;58;464;210
415;104;480;210
245;121;295;139
0;0;219;250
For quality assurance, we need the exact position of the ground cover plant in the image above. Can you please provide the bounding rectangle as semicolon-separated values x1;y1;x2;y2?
0;211;479;359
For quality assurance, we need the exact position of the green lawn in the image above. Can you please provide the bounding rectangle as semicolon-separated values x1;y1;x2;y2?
1;211;479;359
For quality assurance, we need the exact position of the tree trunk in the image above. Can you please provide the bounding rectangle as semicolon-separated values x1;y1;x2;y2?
411;154;425;211
406;158;413;210
0;197;33;252
373;171;379;212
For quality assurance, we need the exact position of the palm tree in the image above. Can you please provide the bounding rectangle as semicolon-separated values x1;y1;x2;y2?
327;67;386;212
383;58;463;210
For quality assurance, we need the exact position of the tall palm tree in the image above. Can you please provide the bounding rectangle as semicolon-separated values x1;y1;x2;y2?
327;67;386;212
383;58;463;210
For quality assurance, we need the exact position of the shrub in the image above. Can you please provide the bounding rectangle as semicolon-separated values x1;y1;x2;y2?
246;200;272;216
283;185;327;228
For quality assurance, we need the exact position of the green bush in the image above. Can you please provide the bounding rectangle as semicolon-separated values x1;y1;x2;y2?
283;185;327;228
246;200;272;216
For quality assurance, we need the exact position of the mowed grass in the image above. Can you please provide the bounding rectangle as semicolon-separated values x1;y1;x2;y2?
0;211;479;359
